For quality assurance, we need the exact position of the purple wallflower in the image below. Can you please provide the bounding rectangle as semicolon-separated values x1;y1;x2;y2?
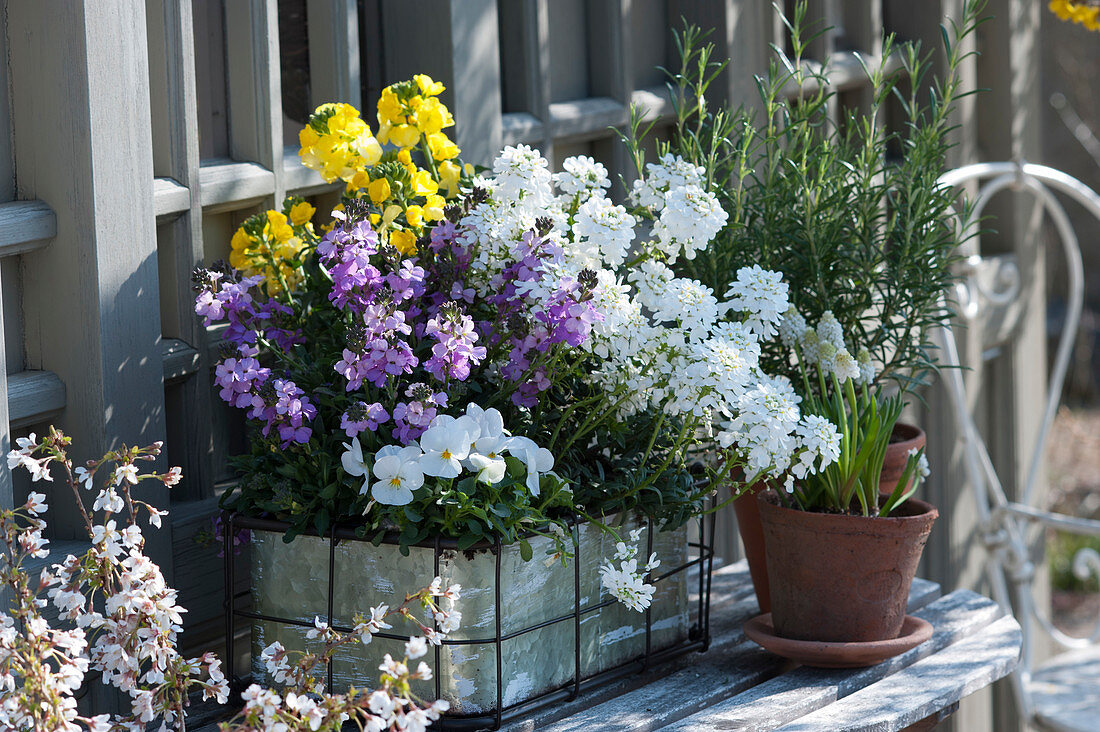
391;385;446;443
318;220;383;313
424;302;487;383
213;355;271;409
340;401;389;437
247;378;317;448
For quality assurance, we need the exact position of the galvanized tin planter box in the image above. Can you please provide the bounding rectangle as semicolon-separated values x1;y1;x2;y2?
223;511;715;730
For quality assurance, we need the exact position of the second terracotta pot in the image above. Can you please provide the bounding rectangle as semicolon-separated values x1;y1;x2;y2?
758;491;937;643
878;422;926;496
731;479;770;613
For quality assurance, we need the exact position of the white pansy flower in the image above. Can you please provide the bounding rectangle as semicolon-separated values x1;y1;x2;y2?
504;435;554;496
468;452;507;485
371;445;425;505
342;436;369;484
419;415;477;478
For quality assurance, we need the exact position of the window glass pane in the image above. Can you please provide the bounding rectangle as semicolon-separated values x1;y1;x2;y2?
280;0;312;147
549;0;590;103
497;1;530;114
631;0;669;90
193;0;230;160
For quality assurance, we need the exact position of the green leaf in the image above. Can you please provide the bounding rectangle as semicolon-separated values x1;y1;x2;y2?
519;538;533;562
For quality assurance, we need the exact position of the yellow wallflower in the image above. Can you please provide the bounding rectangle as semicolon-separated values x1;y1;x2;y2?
348;170;371;192
439;160;462;198
1050;0;1100;29
289;201;316;226
382;204;402;226
353;133;383;167
229;207;308;296
397;149;413;165
405;204;424;227
377;88;405;126
412;97;447;135
411;169;439;197
423;194;446;221
376;121;393;146
390;124;421;149
414;74;445;97
390;230;417;255
369;178;392;204
427;132;459;161
298;103;382;184
265;211;295;242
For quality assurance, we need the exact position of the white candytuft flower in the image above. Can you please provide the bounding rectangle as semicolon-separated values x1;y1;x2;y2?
725;265;789;339
630;153;706;210
571;196;636;268
553;155;610;199
652;184;728;262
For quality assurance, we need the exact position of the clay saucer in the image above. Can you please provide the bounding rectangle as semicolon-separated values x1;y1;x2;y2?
742;613;933;669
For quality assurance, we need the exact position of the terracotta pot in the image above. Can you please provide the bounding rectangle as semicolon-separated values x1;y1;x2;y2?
758;491;937;643
731;480;770;613
878;422;926;496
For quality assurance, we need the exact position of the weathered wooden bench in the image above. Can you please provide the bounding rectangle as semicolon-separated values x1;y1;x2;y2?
495;560;1020;732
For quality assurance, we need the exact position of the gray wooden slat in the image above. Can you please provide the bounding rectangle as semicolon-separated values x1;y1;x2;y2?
153;176;191;219
548;97;627;143
661;590;1004;732
8;370;65;429
198;159;276;210
161;338;201;383
501;112;545;147
8;0;169;572
775;616;1021;731
502;563;942;732
147;0;217;511
630;86;675;123
448;0;504;167
0;200;56;258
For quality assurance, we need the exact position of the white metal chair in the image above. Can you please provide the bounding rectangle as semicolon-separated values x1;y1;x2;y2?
936;161;1100;731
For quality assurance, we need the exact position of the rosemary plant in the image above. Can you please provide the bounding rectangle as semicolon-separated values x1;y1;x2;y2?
626;0;985;395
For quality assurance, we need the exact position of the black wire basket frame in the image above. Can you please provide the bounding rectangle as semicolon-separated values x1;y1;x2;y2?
223;507;716;730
